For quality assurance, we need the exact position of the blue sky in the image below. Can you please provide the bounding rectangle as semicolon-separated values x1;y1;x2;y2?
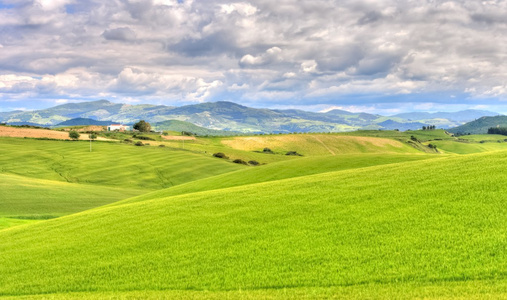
1;0;507;115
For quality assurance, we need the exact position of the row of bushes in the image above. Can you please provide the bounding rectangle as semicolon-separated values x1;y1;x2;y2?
257;147;303;156
213;152;260;166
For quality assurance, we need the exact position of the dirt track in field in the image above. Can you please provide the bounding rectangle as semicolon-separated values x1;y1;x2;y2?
0;126;108;141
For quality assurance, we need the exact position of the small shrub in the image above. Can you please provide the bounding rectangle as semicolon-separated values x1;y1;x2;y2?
213;152;228;159
124;138;133;143
263;147;274;154
135;141;144;146
233;159;248;165
286;151;302;156
159;144;166;147
135;136;156;141
248;160;260;166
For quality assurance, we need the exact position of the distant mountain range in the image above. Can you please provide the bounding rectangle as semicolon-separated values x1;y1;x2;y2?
0;100;501;133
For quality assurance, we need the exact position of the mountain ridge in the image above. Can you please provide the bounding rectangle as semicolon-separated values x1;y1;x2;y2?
0;100;501;133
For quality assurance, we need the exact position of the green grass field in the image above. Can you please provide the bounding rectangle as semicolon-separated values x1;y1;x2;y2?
0;173;142;219
0;138;244;190
2;132;507;298
2;150;507;298
0;137;243;225
113;153;436;206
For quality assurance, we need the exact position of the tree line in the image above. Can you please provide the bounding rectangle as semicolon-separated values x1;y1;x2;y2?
487;127;507;135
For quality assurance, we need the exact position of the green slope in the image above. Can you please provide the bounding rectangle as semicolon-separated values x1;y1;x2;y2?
1;151;507;297
0;173;142;219
0;137;244;190
220;134;422;156
114;153;435;206
448;115;507;134
0;137;244;227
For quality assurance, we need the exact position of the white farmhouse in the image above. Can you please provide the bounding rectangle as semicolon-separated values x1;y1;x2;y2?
107;124;130;131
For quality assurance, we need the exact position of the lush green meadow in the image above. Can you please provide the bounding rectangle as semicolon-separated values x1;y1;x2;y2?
0;173;142;219
1;149;507;298
2;130;507;298
0;137;244;190
0;137;243;226
114;153;436;206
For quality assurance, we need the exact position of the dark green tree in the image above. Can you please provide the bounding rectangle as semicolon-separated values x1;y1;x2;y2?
133;120;151;132
69;130;80;141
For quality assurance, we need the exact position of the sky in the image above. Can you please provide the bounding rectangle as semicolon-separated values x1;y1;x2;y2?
1;0;507;115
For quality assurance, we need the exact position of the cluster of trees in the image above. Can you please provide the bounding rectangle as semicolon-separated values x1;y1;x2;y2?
422;125;436;130
487;127;507;136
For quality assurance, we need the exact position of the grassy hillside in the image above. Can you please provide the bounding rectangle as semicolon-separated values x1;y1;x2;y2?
0;137;244;228
220;134;421;156
1;151;507;297
114;153;436;206
155;132;434;165
0;173;142;219
448;115;507;134
0;137;244;190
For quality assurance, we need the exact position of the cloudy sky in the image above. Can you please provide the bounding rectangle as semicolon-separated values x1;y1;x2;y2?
1;0;507;114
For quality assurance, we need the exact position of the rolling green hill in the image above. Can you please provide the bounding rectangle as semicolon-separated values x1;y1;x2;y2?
448;115;507;135
1;150;507;298
0;137;244;226
0;137;244;190
113;153;436;207
0;173;142;225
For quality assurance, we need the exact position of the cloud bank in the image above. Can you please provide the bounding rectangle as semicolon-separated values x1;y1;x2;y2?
1;0;507;113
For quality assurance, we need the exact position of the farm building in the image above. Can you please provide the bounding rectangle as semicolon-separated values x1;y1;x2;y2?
107;124;130;131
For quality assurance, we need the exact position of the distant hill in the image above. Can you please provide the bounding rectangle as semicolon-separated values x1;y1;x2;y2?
54;118;112;127
392;110;500;122
376;120;426;131
3;122;51;127
0;100;501;133
153;120;239;136
448;116;507;135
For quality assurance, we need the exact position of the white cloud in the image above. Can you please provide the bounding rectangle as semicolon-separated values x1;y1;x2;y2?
301;60;318;73
221;3;257;16
2;0;507;111
240;46;282;66
36;0;71;11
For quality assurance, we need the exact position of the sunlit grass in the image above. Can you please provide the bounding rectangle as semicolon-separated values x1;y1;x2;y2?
1;151;507;297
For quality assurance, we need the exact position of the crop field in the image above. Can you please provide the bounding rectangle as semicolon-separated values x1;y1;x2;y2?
2;130;507;298
220;134;419;155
